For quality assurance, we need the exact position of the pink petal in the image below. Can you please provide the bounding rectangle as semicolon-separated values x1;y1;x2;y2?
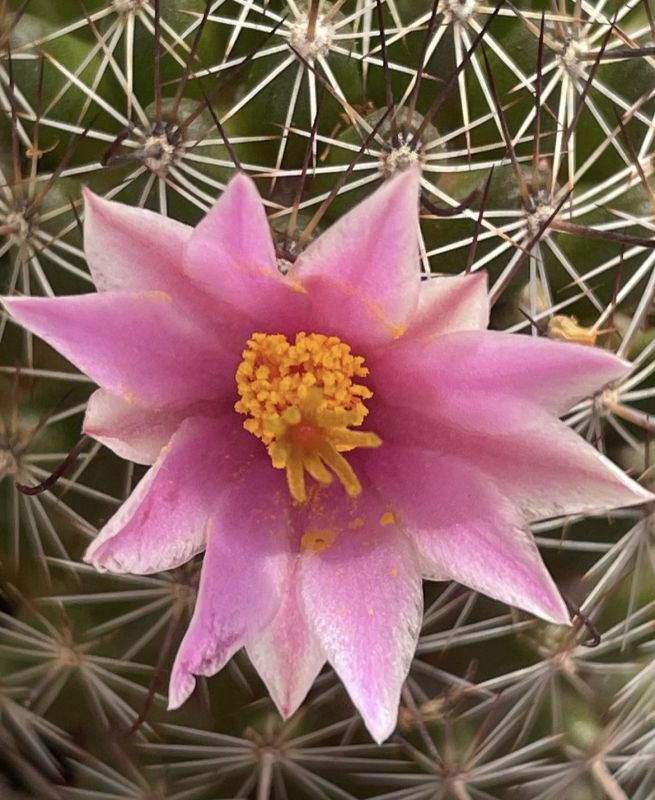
373;330;630;417
168;460;293;709
370;398;651;521
84;389;193;464
82;189;193;294
85;415;252;574
367;449;569;624
456;402;653;518
184;174;309;332
407;272;489;339
84;189;272;353
246;564;325;719
298;485;423;743
290;169;421;348
2;292;232;407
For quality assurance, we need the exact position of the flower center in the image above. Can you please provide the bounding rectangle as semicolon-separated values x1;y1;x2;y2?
235;332;381;503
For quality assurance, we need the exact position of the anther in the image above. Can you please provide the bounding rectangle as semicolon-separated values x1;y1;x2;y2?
235;332;381;502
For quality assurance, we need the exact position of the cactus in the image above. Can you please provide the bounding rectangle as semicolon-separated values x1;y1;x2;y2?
1;1;655;798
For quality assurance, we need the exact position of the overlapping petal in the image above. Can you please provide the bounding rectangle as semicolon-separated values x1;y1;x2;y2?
407;271;489;339
443;400;651;519
367;449;569;623
373;329;629;416
169;460;293;710
369;397;650;521
184;174;309;333
82;188;193;294
84;389;199;464
2;292;232;407
298;485;423;742
247;565;325;720
82;189;245;340
85;415;246;573
291;169;421;348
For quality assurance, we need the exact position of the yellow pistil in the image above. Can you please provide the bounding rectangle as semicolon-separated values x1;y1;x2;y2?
235;332;381;502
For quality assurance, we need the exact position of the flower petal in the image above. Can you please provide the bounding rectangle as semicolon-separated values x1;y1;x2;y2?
82;189;193;293
85;415;250;574
2;292;230;407
370;398;651;521
184;173;309;330
451;401;653;518
168;459;292;710
367;449;569;624
84;389;192;465
246;565;325;719
298;486;423;742
291;169;421;347
407;272;489;339
374;330;630;416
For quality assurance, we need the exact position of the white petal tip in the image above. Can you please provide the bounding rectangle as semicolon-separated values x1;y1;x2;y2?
82;544;101;569
83;557;107;574
367;721;395;745
81;186;109;217
275;693;307;721
601;481;655;512
360;710;397;745
544;610;573;627
1;295;21;312
629;486;655;505
83;544;132;575
167;696;183;712
168;671;195;711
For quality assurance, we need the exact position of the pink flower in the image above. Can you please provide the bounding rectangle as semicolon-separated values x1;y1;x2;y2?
2;171;650;742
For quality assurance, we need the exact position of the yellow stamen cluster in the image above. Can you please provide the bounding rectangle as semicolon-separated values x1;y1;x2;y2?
235;332;381;502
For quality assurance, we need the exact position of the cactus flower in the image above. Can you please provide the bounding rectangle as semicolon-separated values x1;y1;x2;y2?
2;171;650;742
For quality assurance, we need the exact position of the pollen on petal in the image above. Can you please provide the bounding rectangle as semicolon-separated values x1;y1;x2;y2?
379;511;396;526
235;332;381;502
301;528;340;552
134;289;173;303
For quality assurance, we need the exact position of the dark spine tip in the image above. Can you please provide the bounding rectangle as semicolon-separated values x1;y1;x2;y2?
15;435;90;496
